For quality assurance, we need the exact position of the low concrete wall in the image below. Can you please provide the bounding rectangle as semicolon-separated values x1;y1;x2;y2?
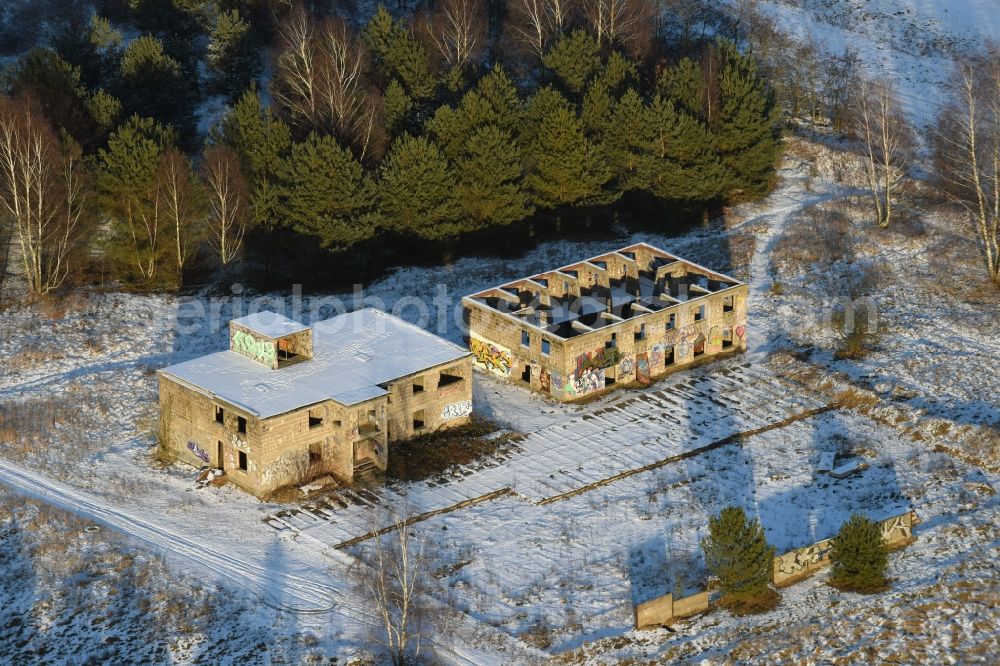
634;510;919;629
634;590;710;629
773;510;918;587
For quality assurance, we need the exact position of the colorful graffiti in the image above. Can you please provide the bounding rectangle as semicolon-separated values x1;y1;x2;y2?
708;326;722;348
650;343;665;370
571;368;604;395
540;369;551;394
636;353;651;385
735;324;746;341
470;337;512;376
550;371;564;394
575;347;622;377
441;400;472;421
187;441;209;463
677;340;691;359
619;355;634;377
232;330;277;367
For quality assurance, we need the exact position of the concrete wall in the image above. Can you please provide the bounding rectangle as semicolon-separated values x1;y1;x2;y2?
158;355;473;497
466;283;748;402
634;591;710;629
772;510;918;587
383;358;474;443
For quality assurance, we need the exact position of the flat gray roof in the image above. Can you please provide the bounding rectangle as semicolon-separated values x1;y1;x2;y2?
229;311;310;338
160;308;469;418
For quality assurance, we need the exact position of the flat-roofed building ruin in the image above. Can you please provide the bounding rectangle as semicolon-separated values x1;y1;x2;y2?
463;242;748;401
157;309;473;496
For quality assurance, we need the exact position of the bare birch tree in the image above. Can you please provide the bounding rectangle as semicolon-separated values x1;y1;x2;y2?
354;508;430;666
273;4;321;130
317;18;367;139
935;54;1000;282
582;0;652;53
852;77;913;228
420;0;486;72
509;0;573;59
203;145;250;266
0;97;88;295
157;148;205;282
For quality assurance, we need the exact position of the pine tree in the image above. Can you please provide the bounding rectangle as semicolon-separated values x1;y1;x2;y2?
639;96;727;201
829;514;889;593
426;65;522;161
712;40;781;197
379;134;462;240
97;115;177;286
542;30;602;96
363;6;435;99
605;88;647;189
216;87;292;186
581;82;613;139
701;506;777;613
276;133;377;251
4;48;104;146
207;8;260;100
658;57;704;118
523;88;614;209
461;66;521;134
118;35;194;139
87;90;123;139
455;126;533;228
383;79;414;140
595;51;639;97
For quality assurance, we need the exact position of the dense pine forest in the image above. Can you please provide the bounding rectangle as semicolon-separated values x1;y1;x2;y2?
0;1;843;293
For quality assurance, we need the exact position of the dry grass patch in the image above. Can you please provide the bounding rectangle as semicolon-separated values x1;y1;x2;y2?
385;417;516;482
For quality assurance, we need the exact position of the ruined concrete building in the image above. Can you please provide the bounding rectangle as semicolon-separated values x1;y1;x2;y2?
463;243;748;401
158;309;472;496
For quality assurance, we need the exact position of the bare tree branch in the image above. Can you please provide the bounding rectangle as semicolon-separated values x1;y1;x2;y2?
0;97;88;295
273;3;321;130
851;77;914;228
203;145;250;266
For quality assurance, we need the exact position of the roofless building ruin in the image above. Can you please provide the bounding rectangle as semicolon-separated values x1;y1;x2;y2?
158;309;473;496
463;243;748;401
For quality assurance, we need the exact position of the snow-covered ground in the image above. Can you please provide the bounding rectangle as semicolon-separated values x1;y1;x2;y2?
2;3;1000;662
757;0;999;128
2;141;998;662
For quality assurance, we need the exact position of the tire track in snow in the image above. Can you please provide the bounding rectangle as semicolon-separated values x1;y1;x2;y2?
0;460;339;614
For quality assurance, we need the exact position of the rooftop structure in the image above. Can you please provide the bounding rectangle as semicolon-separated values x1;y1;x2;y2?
157;309;474;496
463;242;748;401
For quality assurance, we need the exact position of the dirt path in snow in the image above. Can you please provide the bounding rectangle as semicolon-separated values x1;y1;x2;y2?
0;460;341;614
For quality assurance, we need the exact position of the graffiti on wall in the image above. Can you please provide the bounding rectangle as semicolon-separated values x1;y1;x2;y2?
230;433;250;452
773;511;918;586
773;538;834;585
187;441;209;463
650;343;665;370
736;324;746;341
233;330;277;367
550;371;564;394
619;355;634;377
636;353;651;385
708;326;722;349
575;347;621;376
880;511;915;546
441;400;473;421
570;367;604;395
540;369;551;394
470;337;512;376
